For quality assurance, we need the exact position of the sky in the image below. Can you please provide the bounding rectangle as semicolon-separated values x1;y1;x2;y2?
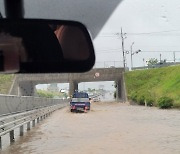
94;0;180;68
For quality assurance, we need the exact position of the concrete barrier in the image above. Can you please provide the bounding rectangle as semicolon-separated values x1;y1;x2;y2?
0;94;69;116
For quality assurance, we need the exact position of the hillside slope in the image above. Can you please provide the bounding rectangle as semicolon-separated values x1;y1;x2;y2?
0;75;14;94
125;65;180;108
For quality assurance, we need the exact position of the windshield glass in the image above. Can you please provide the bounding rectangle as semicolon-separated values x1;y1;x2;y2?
0;0;180;154
73;92;89;98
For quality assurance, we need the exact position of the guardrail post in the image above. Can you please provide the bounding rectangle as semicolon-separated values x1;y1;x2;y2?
27;122;30;131
0;136;2;149
20;125;24;136
32;120;35;127
10;130;15;144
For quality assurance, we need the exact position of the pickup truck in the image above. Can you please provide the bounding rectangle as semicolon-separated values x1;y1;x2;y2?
70;92;91;112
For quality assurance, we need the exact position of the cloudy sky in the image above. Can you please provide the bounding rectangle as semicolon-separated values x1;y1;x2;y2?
94;0;180;68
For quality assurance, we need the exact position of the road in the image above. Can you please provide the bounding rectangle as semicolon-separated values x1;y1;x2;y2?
1;102;180;154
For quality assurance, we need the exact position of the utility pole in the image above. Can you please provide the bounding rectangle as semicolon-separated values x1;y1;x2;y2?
160;54;162;62
130;42;135;70
173;51;176;63
121;27;126;70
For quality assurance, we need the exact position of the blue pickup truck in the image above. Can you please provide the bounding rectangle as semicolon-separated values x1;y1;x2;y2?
70;92;91;112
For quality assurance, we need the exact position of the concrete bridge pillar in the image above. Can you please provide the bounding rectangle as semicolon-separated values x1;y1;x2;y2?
116;80;122;101
18;82;36;96
69;81;78;96
116;75;126;102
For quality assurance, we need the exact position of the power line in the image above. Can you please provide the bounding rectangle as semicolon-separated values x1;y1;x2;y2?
127;30;180;35
96;48;121;52
96;51;121;54
96;49;180;53
99;30;180;37
140;51;180;52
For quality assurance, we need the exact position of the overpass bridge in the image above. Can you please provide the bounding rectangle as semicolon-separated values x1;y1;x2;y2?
10;68;125;101
1;68;126;149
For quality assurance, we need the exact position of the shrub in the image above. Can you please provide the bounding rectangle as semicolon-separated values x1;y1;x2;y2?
146;98;154;106
173;102;180;109
130;91;138;102
157;97;173;109
137;95;145;105
37;90;54;98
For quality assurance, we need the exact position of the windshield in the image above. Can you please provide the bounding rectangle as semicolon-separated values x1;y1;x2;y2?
0;1;180;154
73;92;89;98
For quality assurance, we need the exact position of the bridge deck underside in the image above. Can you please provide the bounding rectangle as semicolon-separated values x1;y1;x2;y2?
17;68;124;84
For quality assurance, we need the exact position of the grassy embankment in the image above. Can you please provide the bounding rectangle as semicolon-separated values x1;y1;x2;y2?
0;74;66;98
0;74;14;94
37;89;67;98
125;65;180;108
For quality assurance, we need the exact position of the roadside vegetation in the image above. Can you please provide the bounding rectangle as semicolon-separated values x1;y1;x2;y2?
0;75;14;94
125;65;180;109
37;89;68;99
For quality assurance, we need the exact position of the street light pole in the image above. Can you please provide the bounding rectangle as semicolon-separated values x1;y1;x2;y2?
130;42;134;70
130;49;141;70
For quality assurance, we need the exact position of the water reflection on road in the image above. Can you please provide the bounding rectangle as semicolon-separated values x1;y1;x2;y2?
1;103;180;154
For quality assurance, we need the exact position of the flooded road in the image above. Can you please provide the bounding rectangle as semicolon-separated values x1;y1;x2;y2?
1;102;180;154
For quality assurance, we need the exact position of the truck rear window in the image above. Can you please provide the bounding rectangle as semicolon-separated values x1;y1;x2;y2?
73;92;89;98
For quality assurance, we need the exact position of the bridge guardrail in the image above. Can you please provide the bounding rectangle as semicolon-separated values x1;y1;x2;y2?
93;61;123;68
0;95;69;149
0;103;65;149
132;62;180;70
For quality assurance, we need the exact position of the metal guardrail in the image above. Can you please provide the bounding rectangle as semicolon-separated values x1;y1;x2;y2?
0;103;67;149
132;62;180;70
0;95;69;149
93;61;123;68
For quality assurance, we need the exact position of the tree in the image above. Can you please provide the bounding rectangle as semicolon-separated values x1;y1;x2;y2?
114;81;117;88
147;58;158;66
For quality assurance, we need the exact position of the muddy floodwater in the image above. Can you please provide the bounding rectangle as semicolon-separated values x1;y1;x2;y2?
1;102;180;154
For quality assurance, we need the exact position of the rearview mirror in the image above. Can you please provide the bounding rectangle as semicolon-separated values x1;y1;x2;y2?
0;19;95;73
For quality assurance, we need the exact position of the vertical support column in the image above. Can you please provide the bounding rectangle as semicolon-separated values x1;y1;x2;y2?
69;81;78;96
37;117;40;123
10;130;15;144
27;122;30;131
20;125;24;136
116;80;121;102
18;81;35;96
0;136;2;149
121;73;127;103
32;120;35;127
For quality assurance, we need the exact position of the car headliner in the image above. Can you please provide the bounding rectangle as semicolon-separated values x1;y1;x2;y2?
0;0;123;39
